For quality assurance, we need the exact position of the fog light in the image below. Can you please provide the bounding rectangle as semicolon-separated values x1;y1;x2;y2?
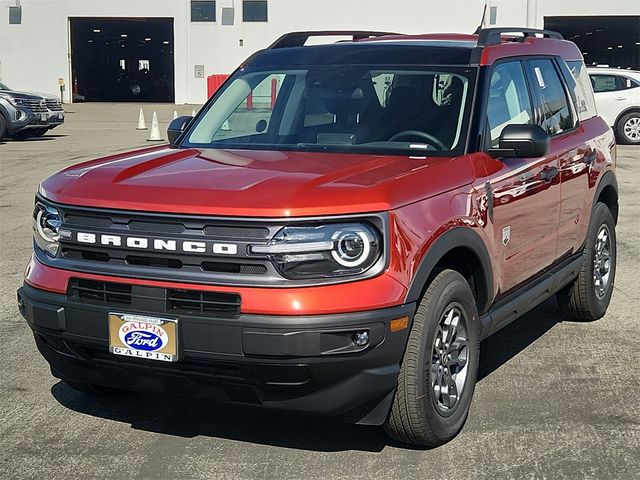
17;294;25;317
353;331;369;347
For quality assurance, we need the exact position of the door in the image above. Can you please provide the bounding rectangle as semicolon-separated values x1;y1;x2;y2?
590;74;633;127
483;60;561;295
551;59;600;258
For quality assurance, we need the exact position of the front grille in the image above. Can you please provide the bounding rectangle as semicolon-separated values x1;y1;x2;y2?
19;98;47;113
68;278;133;306
68;279;241;317
44;99;63;111
167;289;241;315
48;202;285;286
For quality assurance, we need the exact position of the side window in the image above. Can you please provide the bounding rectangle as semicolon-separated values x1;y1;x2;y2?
566;61;597;121
526;59;574;136
619;75;640;90
622;77;640;90
591;75;631;93
486;61;534;147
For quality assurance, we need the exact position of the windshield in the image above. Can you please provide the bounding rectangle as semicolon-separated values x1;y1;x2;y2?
0;82;11;91
184;65;475;155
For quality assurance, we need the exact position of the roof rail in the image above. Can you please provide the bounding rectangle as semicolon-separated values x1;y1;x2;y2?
268;30;398;49
477;27;564;47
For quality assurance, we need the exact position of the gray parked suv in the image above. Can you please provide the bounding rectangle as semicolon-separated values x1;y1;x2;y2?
0;82;65;140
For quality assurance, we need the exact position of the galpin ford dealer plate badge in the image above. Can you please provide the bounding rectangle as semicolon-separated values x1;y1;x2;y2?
108;313;178;362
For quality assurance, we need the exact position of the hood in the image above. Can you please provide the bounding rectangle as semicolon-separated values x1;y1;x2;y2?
40;146;475;217
0;90;57;100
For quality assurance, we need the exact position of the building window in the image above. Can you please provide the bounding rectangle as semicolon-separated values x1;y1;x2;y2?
9;6;22;24
191;1;216;22
243;1;267;22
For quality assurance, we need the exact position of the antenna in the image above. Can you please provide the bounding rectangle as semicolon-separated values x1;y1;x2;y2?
474;2;488;34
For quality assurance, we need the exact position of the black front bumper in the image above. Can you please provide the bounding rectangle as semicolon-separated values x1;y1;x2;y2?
18;283;414;425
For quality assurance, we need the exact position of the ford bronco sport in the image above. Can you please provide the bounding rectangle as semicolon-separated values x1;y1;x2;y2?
18;28;618;447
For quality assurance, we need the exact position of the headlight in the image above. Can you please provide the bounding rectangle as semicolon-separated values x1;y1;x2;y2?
33;202;62;257
2;95;22;107
250;223;382;279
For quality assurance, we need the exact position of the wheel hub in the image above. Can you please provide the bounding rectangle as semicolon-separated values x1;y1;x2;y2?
623;117;640;141
430;304;469;414
593;224;612;300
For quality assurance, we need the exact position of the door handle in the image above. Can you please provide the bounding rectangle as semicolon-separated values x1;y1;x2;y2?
614;97;626;101
540;166;558;182
582;150;597;165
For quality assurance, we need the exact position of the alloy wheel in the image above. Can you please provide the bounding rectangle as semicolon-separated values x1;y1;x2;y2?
593;224;612;300
623;116;640;141
430;304;469;415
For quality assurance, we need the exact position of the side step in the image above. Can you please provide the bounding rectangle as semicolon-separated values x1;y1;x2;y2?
479;255;583;340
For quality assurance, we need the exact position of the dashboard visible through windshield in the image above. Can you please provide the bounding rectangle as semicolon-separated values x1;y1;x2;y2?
184;65;476;155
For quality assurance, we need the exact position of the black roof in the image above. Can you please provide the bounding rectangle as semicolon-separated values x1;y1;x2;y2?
248;41;477;67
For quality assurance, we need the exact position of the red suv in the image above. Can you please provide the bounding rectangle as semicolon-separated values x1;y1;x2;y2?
18;28;618;446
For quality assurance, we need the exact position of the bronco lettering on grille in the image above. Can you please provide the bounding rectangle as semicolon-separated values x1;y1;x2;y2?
75;231;238;255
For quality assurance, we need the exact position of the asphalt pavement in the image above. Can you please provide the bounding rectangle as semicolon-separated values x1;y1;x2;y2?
0;103;638;480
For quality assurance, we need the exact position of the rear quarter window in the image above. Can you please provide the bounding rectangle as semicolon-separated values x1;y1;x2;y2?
566;61;598;121
526;59;575;136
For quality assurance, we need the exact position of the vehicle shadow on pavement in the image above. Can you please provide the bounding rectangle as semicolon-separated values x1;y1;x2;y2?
478;297;562;382
2;135;68;142
50;298;565;452
51;381;390;452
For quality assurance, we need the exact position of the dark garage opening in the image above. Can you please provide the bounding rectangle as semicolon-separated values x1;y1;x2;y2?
70;18;175;102
545;16;640;70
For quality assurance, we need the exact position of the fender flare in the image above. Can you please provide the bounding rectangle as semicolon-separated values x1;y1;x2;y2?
404;227;494;314
614;106;640;129
592;169;618;221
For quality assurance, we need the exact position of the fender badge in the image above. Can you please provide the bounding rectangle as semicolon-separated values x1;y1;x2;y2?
502;226;511;246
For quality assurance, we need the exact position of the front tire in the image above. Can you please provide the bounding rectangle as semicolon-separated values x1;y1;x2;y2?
384;269;480;447
556;202;616;321
616;112;640;145
0;114;6;140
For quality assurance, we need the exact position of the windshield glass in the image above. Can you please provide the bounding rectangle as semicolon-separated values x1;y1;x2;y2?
184;65;475;155
0;82;11;90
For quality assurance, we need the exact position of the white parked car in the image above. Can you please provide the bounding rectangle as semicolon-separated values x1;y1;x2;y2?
587;68;640;144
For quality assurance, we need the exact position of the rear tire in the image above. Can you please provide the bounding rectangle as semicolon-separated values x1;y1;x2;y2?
616;112;640;145
556;202;616;321
384;269;480;447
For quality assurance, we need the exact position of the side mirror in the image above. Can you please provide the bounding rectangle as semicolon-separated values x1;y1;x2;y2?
488;124;550;158
167;116;193;145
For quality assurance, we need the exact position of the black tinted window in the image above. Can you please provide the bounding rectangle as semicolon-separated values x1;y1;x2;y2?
591;74;639;92
191;1;216;22
243;1;267;22
185;66;474;155
527;59;573;136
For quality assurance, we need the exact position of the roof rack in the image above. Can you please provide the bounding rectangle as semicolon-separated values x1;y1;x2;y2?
268;30;398;49
477;27;564;47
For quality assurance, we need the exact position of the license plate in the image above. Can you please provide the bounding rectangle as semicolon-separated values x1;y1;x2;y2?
40;113;48;121
108;312;178;362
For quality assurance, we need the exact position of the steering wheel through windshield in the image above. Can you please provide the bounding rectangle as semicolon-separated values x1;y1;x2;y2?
388;130;448;151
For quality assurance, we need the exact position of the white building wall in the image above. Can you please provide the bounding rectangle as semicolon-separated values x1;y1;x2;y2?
1;0;637;104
